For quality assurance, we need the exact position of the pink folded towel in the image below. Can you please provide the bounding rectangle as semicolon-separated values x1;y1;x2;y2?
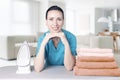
76;54;115;62
77;52;114;57
74;66;120;76
77;48;112;53
76;61;118;69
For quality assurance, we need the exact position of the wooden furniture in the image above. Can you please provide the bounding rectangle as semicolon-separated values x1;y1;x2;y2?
98;32;120;53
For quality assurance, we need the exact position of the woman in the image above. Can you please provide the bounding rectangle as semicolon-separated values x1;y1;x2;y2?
34;5;76;72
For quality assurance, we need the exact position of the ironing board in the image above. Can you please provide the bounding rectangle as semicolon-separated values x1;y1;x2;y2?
0;66;120;80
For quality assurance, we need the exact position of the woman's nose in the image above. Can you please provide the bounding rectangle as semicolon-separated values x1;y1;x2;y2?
53;20;57;25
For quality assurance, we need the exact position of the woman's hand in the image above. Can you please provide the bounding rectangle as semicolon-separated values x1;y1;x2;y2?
57;32;68;45
42;33;57;45
42;32;68;46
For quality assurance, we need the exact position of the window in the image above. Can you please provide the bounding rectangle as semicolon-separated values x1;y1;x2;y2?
12;0;30;23
11;0;40;35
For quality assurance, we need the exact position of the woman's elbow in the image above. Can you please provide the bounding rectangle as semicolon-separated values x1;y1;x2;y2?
67;68;73;71
35;68;40;72
34;59;44;72
34;66;43;72
34;62;44;72
65;65;73;71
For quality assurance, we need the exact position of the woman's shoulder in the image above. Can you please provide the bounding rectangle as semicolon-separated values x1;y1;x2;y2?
62;29;76;38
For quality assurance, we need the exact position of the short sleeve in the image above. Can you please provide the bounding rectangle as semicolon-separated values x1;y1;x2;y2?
69;35;77;56
63;29;77;56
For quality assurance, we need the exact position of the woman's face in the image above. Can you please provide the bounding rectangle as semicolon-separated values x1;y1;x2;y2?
46;10;64;33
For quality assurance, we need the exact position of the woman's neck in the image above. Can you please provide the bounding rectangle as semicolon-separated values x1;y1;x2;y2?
52;37;60;48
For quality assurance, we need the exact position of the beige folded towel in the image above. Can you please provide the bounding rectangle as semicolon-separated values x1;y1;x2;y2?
76;61;118;69
74;66;120;76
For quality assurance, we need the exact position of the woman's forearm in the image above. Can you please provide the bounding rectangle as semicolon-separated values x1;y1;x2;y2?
64;42;75;71
34;44;46;72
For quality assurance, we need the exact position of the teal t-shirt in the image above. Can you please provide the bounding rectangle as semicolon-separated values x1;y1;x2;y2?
36;29;76;66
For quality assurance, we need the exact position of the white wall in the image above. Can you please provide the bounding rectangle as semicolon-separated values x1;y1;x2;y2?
38;0;48;32
0;0;11;35
30;1;40;35
65;0;120;35
66;1;93;35
67;0;120;8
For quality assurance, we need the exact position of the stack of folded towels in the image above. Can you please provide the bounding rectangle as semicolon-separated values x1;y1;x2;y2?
74;48;120;76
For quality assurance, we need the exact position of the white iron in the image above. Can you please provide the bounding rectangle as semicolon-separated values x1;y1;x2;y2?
16;41;31;74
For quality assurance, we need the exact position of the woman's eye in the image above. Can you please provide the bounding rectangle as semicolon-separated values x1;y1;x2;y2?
57;18;62;21
48;18;53;21
49;18;53;21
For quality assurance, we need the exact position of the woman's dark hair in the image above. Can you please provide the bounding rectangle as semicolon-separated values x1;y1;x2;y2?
46;5;64;20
